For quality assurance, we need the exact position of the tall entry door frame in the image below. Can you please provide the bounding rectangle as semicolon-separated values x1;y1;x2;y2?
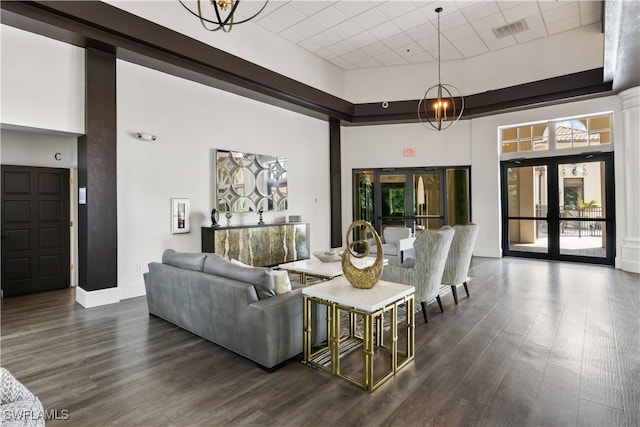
353;166;471;236
500;152;615;265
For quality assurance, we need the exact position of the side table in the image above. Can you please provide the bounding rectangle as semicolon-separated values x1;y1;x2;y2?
302;277;415;392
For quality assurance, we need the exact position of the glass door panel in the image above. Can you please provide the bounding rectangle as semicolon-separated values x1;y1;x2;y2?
353;171;374;242
414;172;443;232
505;164;549;254
446;168;470;225
379;173;407;228
558;160;607;258
353;171;374;224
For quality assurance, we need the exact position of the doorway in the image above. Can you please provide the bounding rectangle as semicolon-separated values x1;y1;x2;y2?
353;166;471;235
501;152;614;264
1;165;71;296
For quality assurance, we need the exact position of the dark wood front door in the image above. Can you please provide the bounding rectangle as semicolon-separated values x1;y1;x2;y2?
2;165;70;296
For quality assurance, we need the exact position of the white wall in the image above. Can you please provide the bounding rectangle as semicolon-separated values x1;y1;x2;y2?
0;25;85;134
341;94;625;261
103;0;346;99
345;23;604;103
116;60;331;299
0;129;78;168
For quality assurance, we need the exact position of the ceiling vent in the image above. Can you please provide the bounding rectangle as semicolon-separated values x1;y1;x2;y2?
492;19;529;39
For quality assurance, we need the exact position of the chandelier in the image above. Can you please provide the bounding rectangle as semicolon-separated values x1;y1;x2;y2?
179;0;269;33
418;7;464;131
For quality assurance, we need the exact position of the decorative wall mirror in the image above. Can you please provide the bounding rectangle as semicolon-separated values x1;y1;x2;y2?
216;149;288;213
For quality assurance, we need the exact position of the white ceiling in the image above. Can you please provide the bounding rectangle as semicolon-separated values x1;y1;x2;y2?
221;0;603;70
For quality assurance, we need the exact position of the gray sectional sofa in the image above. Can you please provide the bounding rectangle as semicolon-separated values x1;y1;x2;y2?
144;249;326;370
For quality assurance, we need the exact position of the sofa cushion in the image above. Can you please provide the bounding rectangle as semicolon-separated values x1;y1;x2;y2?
273;270;292;295
204;253;276;299
162;249;206;272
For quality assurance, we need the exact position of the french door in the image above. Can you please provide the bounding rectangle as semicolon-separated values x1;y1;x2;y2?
501;152;614;264
353;167;471;235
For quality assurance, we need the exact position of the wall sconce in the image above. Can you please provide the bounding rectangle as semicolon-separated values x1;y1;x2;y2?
135;132;157;142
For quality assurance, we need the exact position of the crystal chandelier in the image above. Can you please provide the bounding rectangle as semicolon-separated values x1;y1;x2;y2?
179;0;269;33
418;7;464;131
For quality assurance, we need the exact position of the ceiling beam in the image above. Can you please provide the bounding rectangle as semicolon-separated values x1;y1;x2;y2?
351;68;612;125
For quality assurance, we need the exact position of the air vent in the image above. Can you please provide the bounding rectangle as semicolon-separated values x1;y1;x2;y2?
492;19;529;39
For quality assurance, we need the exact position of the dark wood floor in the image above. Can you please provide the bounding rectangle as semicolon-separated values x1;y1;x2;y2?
1;257;638;426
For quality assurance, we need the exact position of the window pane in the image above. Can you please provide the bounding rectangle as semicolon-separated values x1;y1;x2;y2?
560;220;606;258
574;138;588;148
589;115;610;130
520;139;532;151
502;128;517;140
594;131;611;145
508;219;548;253
503;142;517;153
507;166;546;217
533;138;548;150
533;124;547;138
519;126;532;138
559;160;605;217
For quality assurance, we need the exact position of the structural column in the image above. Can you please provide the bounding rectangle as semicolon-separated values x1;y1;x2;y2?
619;86;640;273
76;47;118;306
329;118;342;248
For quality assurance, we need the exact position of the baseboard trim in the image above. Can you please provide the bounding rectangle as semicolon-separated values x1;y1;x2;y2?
473;246;502;258
621;238;640;273
76;286;120;308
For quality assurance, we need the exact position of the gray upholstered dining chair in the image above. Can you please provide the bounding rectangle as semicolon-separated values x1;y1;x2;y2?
381;226;454;323
441;223;479;304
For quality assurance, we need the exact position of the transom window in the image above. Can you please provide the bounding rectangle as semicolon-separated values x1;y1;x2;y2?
500;113;612;157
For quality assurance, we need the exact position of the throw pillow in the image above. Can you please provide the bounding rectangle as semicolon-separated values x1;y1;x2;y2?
272;270;292;295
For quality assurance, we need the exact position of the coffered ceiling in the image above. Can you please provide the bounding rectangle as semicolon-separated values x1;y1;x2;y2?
226;0;603;70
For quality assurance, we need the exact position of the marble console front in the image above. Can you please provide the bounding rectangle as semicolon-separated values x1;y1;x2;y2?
201;223;310;267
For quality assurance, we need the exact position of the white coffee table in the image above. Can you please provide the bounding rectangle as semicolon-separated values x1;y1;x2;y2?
302;276;415;392
278;257;385;284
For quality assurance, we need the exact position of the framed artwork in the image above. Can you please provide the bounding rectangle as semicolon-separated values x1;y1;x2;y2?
171;198;190;234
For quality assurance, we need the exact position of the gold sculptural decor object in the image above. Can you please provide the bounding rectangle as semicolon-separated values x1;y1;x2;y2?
342;220;384;289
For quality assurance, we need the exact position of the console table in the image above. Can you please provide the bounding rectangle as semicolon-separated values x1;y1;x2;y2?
201;223;310;267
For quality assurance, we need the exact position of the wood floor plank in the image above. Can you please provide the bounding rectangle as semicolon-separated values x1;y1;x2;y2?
580;333;624;410
577;399;625;427
1;257;638;426
528;365;581;426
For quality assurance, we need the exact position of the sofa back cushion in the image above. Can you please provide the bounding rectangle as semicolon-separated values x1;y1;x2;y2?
162;249;206;272
204;253;276;299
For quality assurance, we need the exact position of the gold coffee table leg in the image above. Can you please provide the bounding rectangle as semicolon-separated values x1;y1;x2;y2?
363;313;374;391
